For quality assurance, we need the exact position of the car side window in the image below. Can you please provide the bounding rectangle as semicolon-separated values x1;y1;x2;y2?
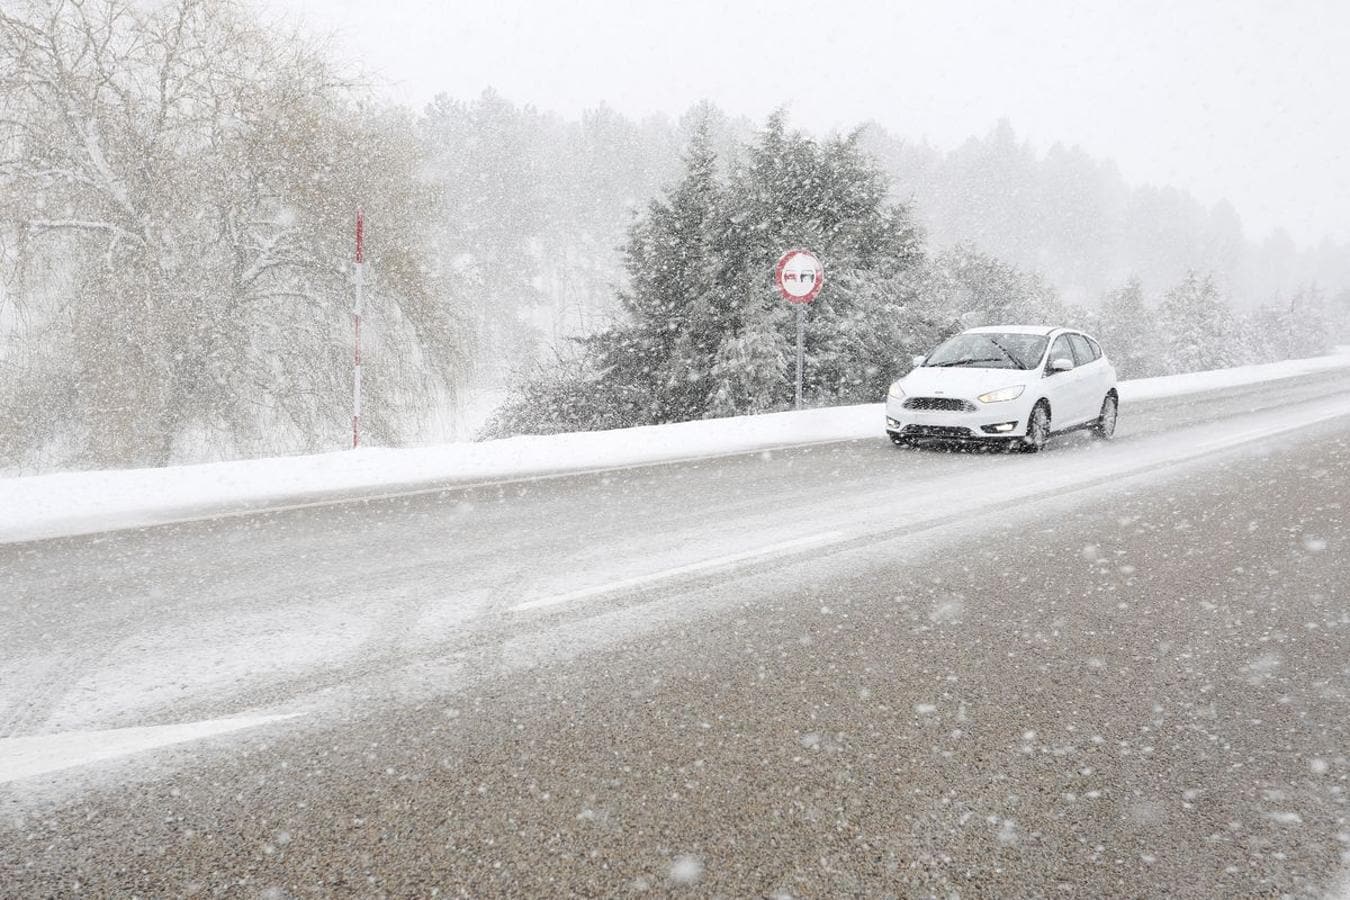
1086;336;1103;360
1067;334;1094;367
1047;335;1075;372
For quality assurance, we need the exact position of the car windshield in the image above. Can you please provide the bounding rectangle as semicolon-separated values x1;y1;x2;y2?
923;332;1049;369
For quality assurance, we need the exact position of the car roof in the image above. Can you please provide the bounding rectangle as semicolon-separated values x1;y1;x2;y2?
963;325;1058;336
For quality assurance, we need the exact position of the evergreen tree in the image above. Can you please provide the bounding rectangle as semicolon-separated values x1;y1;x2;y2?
1157;272;1239;373
1097;278;1163;378
1285;286;1330;356
1331;289;1350;340
924;245;1064;327
1249;285;1332;362
485;112;926;434
597;112;926;418
602;117;723;422
704;114;924;409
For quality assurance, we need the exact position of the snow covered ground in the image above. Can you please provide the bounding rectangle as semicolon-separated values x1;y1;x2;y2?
3;350;1349;544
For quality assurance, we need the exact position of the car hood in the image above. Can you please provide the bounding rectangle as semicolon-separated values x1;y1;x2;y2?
899;367;1034;399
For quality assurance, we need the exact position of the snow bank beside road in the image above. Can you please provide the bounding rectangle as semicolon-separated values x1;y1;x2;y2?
1118;350;1350;401
0;404;883;543
4;350;1349;543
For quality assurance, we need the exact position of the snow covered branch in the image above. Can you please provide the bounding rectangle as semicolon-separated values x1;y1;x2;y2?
24;217;144;245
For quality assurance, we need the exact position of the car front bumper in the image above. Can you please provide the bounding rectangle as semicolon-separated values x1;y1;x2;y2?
884;395;1030;442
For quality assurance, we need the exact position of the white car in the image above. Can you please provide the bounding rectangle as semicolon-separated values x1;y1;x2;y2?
885;326;1118;452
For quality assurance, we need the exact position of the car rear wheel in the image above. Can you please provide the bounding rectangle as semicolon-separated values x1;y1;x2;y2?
1092;394;1118;440
1021;402;1050;453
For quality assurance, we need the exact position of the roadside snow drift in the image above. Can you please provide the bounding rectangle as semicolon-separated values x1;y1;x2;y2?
3;350;1349;544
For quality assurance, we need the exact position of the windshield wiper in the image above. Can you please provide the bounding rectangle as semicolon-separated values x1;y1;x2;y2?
932;357;1006;367
986;338;1025;369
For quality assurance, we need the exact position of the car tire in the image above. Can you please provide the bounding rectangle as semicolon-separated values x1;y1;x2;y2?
1020;402;1051;453
1092;394;1118;440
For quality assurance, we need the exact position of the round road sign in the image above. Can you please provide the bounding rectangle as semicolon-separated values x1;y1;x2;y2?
774;249;824;304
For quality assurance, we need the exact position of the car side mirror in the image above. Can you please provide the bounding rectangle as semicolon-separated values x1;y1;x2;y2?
1048;357;1073;373
911;355;926;368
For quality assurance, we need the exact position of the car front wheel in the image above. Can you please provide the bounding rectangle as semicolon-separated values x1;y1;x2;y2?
1021;402;1050;453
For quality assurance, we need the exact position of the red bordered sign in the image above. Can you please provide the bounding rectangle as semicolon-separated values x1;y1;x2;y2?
774;249;824;304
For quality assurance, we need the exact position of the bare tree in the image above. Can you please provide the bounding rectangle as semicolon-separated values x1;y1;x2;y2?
0;0;467;470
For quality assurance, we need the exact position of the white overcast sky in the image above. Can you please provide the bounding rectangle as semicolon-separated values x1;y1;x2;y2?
257;0;1349;247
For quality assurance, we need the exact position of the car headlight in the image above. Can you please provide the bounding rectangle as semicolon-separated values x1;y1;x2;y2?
888;382;905;400
977;385;1025;404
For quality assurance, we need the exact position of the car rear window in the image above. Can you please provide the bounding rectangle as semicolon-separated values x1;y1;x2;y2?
1067;334;1094;366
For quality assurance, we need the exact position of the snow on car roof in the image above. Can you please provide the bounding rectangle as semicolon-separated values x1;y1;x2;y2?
963;325;1058;335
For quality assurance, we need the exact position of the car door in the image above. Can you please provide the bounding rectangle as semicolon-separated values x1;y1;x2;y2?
1043;334;1091;427
1067;333;1105;420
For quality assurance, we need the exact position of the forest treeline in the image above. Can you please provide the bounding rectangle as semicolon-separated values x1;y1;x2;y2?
2;0;1347;469
482;121;1346;438
863;120;1350;310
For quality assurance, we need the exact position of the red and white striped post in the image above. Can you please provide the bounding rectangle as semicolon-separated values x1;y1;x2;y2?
352;208;364;449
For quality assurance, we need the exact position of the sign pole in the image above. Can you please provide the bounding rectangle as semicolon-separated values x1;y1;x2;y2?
795;304;805;410
352;208;364;449
773;248;824;412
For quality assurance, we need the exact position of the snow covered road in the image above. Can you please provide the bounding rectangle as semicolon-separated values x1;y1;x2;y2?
2;366;1349;896
3;366;1348;740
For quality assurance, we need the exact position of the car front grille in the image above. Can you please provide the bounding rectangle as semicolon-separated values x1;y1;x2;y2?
901;425;974;439
903;397;977;412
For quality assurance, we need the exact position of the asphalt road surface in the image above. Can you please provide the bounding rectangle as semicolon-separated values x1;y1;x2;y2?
2;371;1350;897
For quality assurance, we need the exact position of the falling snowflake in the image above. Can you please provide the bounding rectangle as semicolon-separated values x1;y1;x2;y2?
670;855;704;885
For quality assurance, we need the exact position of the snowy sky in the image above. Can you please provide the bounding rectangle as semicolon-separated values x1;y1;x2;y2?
255;0;1350;248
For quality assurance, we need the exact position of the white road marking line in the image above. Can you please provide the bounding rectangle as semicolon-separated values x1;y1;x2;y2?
512;531;848;613
1189;404;1350;453
0;713;301;784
